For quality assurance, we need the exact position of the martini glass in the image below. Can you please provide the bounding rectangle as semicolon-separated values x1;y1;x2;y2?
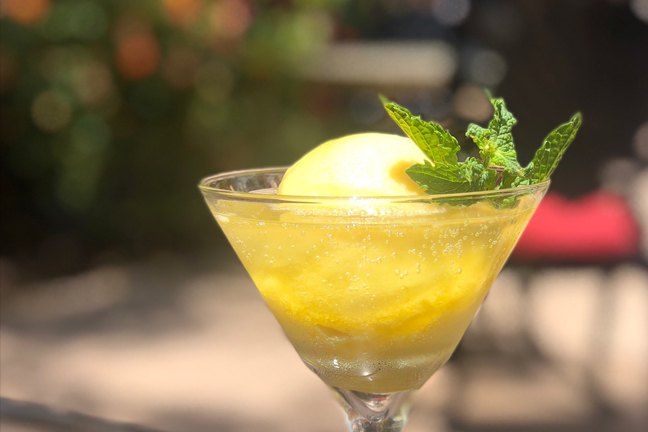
199;168;548;432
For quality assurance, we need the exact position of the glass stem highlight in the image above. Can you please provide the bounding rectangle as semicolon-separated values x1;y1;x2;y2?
334;389;413;432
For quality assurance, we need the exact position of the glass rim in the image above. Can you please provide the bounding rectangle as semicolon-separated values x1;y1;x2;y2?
198;167;550;203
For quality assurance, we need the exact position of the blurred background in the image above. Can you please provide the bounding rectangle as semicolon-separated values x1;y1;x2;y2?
1;0;647;431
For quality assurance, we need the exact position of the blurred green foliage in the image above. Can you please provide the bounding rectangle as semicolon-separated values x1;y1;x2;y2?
0;0;351;263
5;0;646;273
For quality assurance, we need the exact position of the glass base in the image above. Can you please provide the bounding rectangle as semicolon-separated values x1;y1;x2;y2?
333;388;413;432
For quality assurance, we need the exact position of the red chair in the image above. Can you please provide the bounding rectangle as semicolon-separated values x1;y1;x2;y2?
514;191;641;263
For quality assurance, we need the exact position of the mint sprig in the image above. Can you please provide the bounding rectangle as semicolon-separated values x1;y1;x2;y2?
524;113;582;183
379;95;460;167
381;94;582;195
466;97;524;188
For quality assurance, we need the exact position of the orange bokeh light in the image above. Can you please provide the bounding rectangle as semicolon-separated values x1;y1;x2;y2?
116;33;161;80
163;0;204;27
1;0;50;25
210;0;252;41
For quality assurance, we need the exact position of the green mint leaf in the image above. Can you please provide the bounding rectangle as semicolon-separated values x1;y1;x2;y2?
406;157;497;194
405;161;473;194
466;97;523;184
524;112;582;182
464;157;500;191
381;96;460;166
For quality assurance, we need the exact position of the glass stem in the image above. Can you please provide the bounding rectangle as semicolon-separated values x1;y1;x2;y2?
334;388;413;432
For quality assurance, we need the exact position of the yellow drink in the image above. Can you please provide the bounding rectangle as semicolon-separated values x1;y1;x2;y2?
210;197;538;393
